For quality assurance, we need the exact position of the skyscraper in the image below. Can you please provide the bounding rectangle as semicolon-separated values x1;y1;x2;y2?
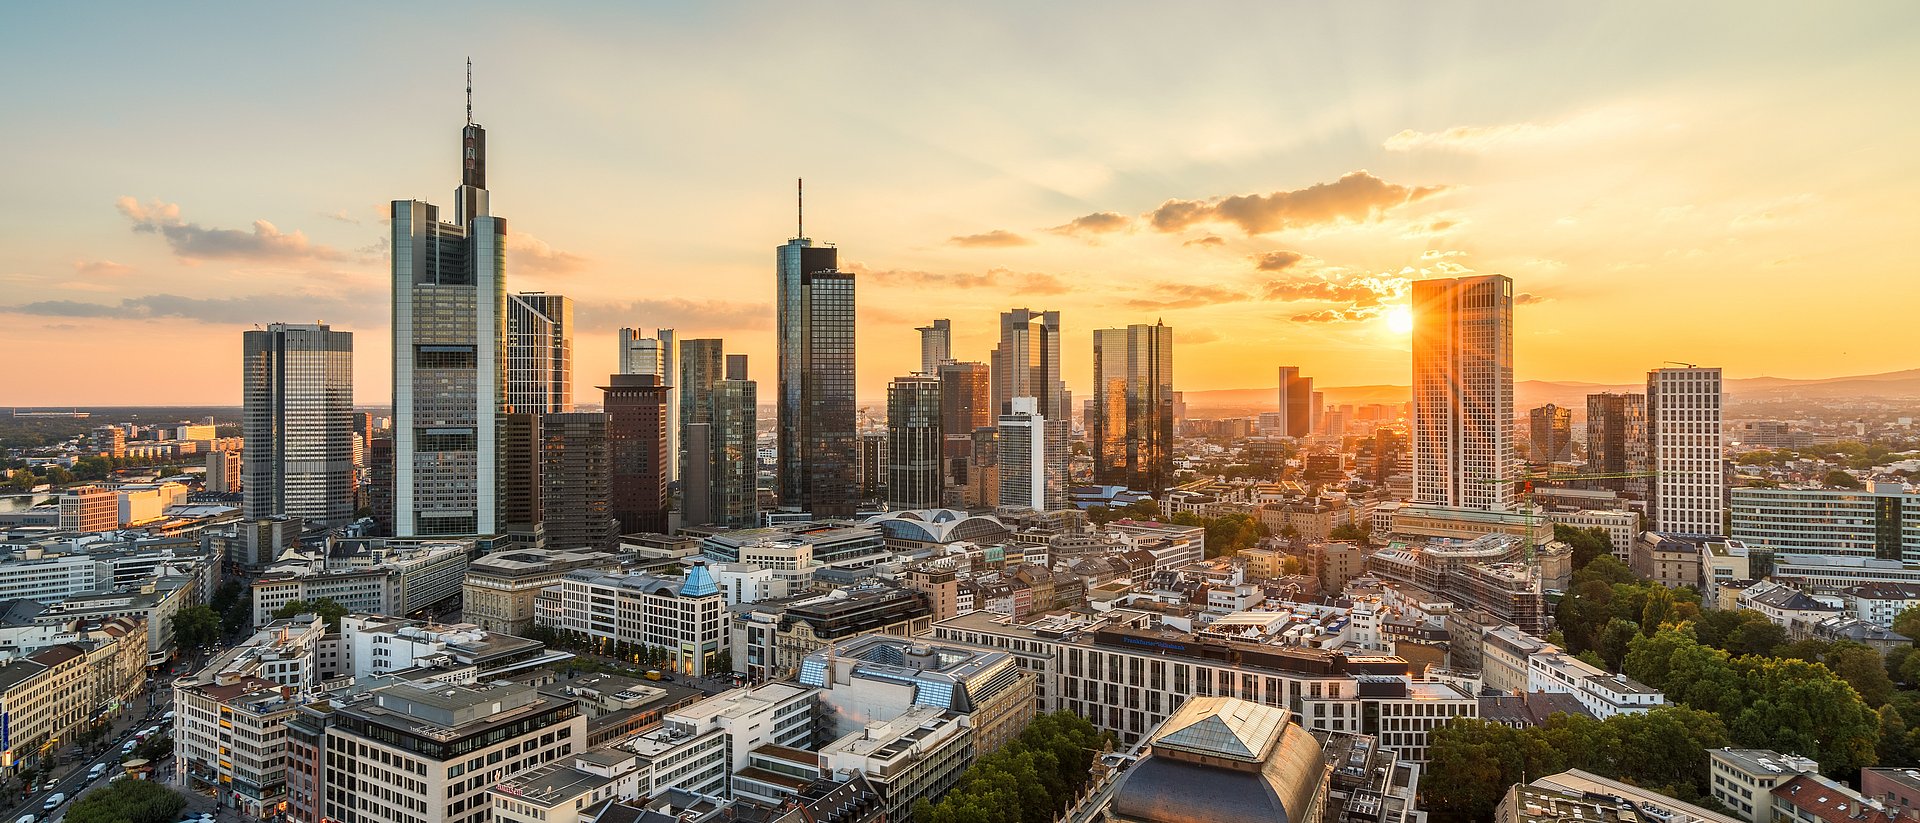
990;309;1065;418
1586;392;1649;497
708;356;759;528
618;328;677;481
1648;367;1724;536
1275;366;1313;439
917;319;952;375
679;338;724;486
506;292;572;414
886;374;943;510
539;413;616;549
242;323;354;526
859;433;888;502
391;98;505;538
602;374;671;535
776;194;857;518
499;412;544;544
1092;323;1175;492
998;397;1067;512
938;361;992;502
1411;274;1515;511
1528;403;1573;465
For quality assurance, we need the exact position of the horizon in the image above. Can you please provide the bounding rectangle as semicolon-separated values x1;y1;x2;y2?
3;4;1916;405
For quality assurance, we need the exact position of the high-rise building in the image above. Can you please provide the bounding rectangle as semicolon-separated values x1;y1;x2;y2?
998;397;1067;511
1528;403;1573;465
1411;274;1515;511
859;433;888;501
679;338;724;486
498;412;544;545
917;319;952;375
1092;323;1176;493
619;328;677;481
206;449;242;495
709;356;759;528
939;361;992;503
886;375;943;510
990;309;1065;418
391;103;505;538
602;374;670;535
1586;393;1649;497
1648;366;1724;536
776;208;857;518
539;412;616;549
1275;366;1314;439
242;323;354;527
506;292;572;414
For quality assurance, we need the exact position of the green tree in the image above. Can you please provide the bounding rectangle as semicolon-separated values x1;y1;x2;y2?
1422;720;1534;823
1824;469;1863;489
1893;604;1920;641
171;605;221;651
1594;618;1641;672
1727;655;1880;771
273;597;349;630
64;775;188;823
1571;554;1636;588
1554;524;1614;568
1823;641;1896;708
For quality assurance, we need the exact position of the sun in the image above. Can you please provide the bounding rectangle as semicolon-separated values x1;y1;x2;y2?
1385;305;1413;334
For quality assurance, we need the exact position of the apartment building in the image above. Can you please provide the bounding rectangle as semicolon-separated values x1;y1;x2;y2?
1709;748;1819;823
175;674;302;819
461;548;620;635
1525;650;1665;719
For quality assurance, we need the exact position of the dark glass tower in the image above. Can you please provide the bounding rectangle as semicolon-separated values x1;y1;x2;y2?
242;323;354;526
1092;323;1175;493
776;203;856;518
886;374;943;510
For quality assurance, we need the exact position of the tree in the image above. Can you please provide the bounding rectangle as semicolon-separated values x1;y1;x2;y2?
1893;604;1920;642
1328;522;1370;543
1422;720;1530;823
273;597;349;630
1554;524;1614;568
1824;469;1863;489
1823;641;1896;708
1571;554;1635;588
64;776;187;823
917;711;1108;823
1594;618;1641;672
171;605;220;651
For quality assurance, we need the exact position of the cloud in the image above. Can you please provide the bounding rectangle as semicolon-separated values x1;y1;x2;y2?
1253;251;1304;271
574;297;771;332
1181;328;1222;345
1048;212;1130;236
1146;171;1447;235
506;231;589;274
2;290;380;325
1290;307;1383;324
321;209;361;225
1124;283;1244;310
116;197;348;262
73;259;133;277
947;229;1033;248
1515;292;1552;305
1262;272;1408;307
1382;108;1651;153
850;263;1069;295
1183;235;1226;248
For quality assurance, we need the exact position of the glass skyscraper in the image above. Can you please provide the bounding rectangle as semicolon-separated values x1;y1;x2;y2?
242;323;354;526
619;328;677;482
1411;274;1515;511
391;114;506;537
506;292;572;414
1092;322;1175;493
776;232;856;518
886;374;943;510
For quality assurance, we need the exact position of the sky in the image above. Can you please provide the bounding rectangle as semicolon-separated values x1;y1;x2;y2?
2;3;1916;407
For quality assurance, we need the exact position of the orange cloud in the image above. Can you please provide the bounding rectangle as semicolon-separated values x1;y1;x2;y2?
1146;171;1447;235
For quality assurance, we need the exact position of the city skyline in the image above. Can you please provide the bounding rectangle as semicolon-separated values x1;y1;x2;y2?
3;4;1917;406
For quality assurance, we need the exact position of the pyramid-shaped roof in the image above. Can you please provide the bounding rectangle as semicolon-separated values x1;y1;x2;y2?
679;562;718;597
1151;697;1287;763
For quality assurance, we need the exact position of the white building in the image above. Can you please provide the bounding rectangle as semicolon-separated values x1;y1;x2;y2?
1525;650;1665;719
1730;482;1920;560
1549;509;1639;562
997;396;1067;512
1849;582;1920;629
622;682;816;799
1648;366;1724;536
1411;274;1514;512
174;673;303;819
250;540;468;626
539;562;729;676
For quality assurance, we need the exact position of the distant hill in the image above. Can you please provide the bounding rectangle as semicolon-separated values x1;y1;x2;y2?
1181;369;1920;416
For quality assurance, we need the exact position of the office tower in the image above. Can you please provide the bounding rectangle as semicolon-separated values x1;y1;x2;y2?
679;338;724;488
918;319;952;375
506;292;572;414
602;374;670;535
990;309;1066;418
391;100;505;538
1528;403;1573;465
1648;366;1724;535
683;423;713;526
368;433;394;534
968;427;1001;509
1411;274;1515;510
859;433;888;501
351;412;374;469
709;356;759;528
1275;366;1313;438
498;413;544;544
206;449;241;495
539;412;616;549
886;375;943;509
1310;390;1325;436
1092;323;1175;492
619;327;677;482
242;323;354;527
939;361;992;501
1586;392;1650;497
776;203;857;518
89;426;126;458
998;397;1067;511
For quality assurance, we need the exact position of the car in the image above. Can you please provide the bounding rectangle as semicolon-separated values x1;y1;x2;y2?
122;741;137;754
86;765;105;781
17;814;36;823
162;711;175;721
42;794;64;813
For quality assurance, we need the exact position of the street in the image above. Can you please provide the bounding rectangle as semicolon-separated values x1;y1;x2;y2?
2;678;176;823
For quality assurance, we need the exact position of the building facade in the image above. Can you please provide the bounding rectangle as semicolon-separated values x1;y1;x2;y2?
243;323;355;527
1528;403;1572;465
601;374;670;535
506;292;573;414
998;397;1067;511
776;232;857;518
1586;392;1650;497
1648;366;1725;536
917;319;951;375
885;375;943;510
1276;366;1314;439
1730;482;1920;560
539;413;616;550
617;328;677;483
1092;323;1175;493
1411;274;1515;511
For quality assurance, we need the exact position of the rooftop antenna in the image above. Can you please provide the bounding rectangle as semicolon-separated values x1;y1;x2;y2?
465;57;473;125
797;177;804;239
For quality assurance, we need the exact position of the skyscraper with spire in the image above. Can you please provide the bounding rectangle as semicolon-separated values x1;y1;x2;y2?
776;181;857;518
390;65;508;537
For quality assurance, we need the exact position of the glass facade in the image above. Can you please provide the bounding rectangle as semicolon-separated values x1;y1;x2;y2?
776;239;856;517
1092;323;1175;493
243;323;355;526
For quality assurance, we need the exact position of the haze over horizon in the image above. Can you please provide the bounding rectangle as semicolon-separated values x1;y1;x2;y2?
3;3;1915;406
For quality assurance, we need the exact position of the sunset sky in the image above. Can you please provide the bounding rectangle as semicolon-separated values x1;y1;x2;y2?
2;3;1916;406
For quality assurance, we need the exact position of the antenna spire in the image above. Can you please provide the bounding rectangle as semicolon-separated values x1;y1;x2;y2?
797;178;804;239
465;57;473;125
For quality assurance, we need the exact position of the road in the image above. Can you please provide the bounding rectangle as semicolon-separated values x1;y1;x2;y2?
3;680;175;823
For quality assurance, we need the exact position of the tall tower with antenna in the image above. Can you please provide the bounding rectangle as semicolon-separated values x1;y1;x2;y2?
775;181;857;517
